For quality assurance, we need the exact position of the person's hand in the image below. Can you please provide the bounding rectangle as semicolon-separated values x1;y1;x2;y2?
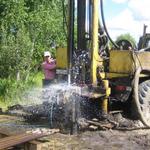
53;59;56;63
50;58;56;63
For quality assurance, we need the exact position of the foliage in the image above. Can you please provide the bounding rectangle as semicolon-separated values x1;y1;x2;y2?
0;0;67;79
115;33;136;48
0;0;67;104
0;72;43;106
0;78;26;104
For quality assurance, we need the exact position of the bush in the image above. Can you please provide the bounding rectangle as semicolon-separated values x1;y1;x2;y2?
0;72;43;106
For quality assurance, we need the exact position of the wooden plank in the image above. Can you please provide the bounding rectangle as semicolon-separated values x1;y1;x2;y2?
25;140;56;150
0;133;49;150
25;141;42;150
0;129;60;150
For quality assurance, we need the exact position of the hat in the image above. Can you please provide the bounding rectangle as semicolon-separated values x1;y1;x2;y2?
44;51;51;57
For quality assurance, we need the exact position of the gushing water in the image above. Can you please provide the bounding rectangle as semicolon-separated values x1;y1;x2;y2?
21;83;82;130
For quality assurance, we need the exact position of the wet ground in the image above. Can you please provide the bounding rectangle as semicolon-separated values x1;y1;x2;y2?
47;130;150;150
0;114;150;150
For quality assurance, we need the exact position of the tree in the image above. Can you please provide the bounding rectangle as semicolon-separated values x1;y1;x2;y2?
0;0;32;80
115;33;136;48
0;0;67;79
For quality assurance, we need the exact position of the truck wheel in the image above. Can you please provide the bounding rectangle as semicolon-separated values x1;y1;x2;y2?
134;67;150;127
138;80;150;126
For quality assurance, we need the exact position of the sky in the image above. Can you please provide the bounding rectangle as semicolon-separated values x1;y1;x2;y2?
102;0;150;43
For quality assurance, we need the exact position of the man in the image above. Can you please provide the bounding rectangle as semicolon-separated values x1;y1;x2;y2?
42;51;56;86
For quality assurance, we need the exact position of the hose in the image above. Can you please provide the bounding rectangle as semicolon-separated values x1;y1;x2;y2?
133;66;150;128
100;0;119;49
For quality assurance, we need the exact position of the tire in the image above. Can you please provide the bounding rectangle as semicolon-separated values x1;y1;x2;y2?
133;67;150;127
138;80;150;126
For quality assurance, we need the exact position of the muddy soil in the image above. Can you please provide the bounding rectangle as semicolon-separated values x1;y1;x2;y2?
47;130;150;150
0;115;150;150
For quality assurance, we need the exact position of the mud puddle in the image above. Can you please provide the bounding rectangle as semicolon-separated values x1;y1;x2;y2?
0;114;49;135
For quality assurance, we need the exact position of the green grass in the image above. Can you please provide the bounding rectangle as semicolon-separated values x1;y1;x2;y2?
0;100;7;111
0;71;44;108
30;71;44;87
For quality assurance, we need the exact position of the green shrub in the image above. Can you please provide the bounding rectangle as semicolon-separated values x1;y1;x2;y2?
0;71;43;106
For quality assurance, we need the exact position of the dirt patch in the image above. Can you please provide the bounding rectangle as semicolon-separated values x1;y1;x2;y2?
0;115;150;150
45;130;150;150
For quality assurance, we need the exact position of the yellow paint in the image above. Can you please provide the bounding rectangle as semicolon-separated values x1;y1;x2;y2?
109;50;135;74
106;73;130;78
91;0;101;85
136;52;150;68
106;72;147;79
103;80;109;88
99;80;111;114
99;72;106;79
102;98;108;114
56;47;68;69
109;50;150;75
101;80;110;114
106;88;111;97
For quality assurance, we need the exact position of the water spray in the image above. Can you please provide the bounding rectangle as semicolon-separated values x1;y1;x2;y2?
68;70;71;85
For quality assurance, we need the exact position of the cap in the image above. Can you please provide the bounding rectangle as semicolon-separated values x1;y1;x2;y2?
44;51;51;57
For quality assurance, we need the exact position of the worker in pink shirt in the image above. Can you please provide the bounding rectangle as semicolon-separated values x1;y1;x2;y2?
42;51;56;86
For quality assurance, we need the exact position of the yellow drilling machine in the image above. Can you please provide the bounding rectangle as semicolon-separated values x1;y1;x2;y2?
56;0;150;128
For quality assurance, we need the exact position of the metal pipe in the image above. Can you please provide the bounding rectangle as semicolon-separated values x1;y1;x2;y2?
77;0;86;50
91;0;99;85
102;80;110;114
89;0;92;39
67;0;75;84
143;24;147;36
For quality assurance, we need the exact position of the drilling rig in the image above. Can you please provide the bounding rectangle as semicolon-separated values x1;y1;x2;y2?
138;24;150;51
56;0;150;128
